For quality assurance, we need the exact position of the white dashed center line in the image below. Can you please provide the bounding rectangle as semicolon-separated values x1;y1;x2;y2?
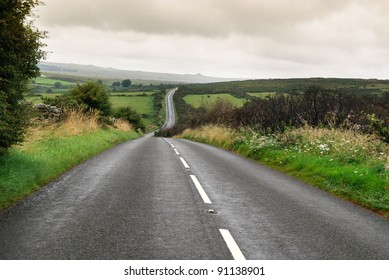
190;175;212;204
219;229;246;260
179;157;190;169
164;137;246;259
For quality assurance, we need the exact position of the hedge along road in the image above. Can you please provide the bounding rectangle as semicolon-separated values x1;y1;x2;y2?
0;89;389;259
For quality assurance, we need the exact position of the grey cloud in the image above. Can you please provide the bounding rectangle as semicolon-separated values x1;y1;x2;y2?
36;0;389;79
38;0;355;37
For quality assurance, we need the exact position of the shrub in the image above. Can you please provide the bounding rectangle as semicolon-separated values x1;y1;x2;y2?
42;94;84;110
68;81;112;116
113;107;145;131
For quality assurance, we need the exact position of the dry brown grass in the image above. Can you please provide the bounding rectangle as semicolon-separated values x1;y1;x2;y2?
180;124;237;147
20;109;137;152
279;125;388;164
54;109;100;137
113;119;134;132
19;109;100;150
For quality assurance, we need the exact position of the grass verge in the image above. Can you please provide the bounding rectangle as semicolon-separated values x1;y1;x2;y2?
0;111;140;211
179;125;389;218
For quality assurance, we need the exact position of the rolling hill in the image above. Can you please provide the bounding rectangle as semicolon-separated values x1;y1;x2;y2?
38;62;243;84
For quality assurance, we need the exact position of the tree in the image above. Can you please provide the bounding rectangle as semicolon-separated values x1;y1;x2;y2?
121;79;132;88
54;82;61;88
0;0;47;154
112;81;121;87
68;81;112;116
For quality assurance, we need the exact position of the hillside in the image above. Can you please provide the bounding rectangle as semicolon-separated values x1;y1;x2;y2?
38;62;243;84
177;77;389;97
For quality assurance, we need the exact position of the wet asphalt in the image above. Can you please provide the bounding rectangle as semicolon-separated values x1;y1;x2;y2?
0;136;389;259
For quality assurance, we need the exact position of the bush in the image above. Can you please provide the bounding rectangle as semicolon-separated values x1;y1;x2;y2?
42;94;84;110
0;98;31;155
113;107;145;131
68;81;112;116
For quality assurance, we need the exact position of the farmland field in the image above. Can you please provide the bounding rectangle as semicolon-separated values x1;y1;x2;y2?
183;93;246;108
25;94;62;104
33;77;77;86
110;91;155;96
109;96;154;114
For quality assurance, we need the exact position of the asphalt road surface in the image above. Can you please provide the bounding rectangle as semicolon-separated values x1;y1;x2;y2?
0;136;389;259
1;88;389;259
161;87;177;130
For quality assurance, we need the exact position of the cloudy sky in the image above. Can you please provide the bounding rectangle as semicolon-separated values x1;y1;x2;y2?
35;0;389;79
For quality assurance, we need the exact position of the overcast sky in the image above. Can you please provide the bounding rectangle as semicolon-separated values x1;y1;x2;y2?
35;0;389;79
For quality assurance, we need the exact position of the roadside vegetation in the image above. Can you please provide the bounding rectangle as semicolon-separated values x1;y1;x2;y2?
0;109;139;210
27;77;169;132
165;83;389;217
0;0;164;211
180;125;388;217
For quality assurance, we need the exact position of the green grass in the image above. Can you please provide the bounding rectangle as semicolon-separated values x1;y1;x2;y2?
183;93;246;108
110;96;154;114
25;94;62;104
110;95;156;129
0;129;139;211
180;126;389;218
33;77;76;86
252;149;389;214
110;91;155;96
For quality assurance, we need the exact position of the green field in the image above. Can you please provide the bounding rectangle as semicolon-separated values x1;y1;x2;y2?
183;93;246;108
110;96;154;114
33;77;77;86
25;94;61;104
110;91;155;96
26;93;157;129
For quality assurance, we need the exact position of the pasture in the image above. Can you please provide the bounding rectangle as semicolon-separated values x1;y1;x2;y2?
183;93;246;108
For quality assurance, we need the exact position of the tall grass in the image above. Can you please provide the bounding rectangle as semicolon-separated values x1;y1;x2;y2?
0;110;139;210
180;125;389;217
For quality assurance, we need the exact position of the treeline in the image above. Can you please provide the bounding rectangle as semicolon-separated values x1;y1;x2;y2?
164;85;389;142
152;90;165;127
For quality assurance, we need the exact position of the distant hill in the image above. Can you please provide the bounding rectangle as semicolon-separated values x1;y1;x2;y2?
38;62;243;84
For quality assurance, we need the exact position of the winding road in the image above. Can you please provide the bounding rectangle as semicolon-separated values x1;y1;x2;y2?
161;87;177;130
0;89;389;260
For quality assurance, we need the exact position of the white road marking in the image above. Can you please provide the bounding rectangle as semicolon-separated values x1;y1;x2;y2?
219;229;246;260
190;175;212;204
179;157;190;168
174;149;180;155
170;144;175;148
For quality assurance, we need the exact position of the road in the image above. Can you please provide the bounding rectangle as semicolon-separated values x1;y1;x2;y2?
1;89;389;259
161;87;177;130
